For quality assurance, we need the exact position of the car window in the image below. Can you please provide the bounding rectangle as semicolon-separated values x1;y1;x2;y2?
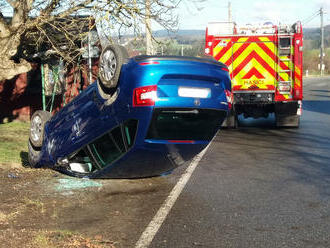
87;119;138;169
123;119;138;148
146;108;226;141
89;126;124;167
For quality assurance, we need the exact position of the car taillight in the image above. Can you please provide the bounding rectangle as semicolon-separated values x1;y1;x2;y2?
224;89;232;110
221;67;229;72
133;85;157;107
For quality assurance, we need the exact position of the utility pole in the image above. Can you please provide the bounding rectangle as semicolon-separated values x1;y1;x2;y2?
228;1;232;23
146;0;153;55
320;7;325;76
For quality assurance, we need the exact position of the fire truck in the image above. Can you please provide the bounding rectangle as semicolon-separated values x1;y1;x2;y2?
205;21;303;127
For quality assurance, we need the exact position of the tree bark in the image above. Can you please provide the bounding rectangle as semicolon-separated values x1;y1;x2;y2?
0;31;31;81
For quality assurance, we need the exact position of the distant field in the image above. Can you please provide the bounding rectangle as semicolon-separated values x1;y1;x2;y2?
0;121;29;165
303;47;330;75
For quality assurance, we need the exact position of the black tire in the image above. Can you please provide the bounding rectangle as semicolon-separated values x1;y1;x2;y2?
222;109;238;128
98;45;129;89
28;140;42;168
29;110;51;148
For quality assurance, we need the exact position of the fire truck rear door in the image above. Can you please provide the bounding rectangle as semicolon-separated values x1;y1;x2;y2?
230;37;277;93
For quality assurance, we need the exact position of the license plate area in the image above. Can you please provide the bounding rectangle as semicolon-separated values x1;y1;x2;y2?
178;87;211;98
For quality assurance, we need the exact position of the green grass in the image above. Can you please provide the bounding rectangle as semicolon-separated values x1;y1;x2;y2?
0;121;30;165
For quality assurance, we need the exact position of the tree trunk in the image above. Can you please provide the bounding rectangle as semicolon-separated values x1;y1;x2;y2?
0;34;32;81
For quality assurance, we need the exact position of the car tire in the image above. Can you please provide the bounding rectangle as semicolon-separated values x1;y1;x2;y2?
98;45;129;89
28;140;42;168
29;110;51;148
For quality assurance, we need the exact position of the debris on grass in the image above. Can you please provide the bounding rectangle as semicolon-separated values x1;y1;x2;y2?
55;178;103;192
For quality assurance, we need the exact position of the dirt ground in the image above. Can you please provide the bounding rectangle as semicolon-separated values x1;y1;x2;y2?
0;163;177;248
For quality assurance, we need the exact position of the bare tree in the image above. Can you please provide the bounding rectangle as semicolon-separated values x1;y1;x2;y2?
0;0;179;81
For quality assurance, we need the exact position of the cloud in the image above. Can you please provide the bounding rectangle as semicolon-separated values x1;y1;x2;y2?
250;1;297;23
314;0;330;9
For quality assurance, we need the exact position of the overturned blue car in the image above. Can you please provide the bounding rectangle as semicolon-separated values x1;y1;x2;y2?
28;45;231;178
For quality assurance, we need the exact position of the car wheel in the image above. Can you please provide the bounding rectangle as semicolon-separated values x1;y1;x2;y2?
28;140;42;168
98;45;129;89
29;110;51;148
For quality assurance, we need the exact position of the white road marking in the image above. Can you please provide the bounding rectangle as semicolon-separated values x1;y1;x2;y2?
135;143;211;248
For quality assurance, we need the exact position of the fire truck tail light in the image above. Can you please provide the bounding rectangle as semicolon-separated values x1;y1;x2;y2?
294;89;302;100
133;85;157;107
205;48;210;54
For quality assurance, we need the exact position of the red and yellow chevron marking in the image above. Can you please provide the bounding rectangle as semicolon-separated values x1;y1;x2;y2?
294;65;301;88
212;36;295;100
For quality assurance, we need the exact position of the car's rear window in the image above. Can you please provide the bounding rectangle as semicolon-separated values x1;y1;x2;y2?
146;108;226;141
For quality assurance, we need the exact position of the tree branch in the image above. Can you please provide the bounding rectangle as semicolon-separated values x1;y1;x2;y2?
0;12;10;38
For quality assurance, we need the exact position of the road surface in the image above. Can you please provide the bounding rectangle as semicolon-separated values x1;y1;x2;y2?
145;76;330;248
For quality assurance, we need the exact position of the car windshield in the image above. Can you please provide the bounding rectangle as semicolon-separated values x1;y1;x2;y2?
146;108;226;141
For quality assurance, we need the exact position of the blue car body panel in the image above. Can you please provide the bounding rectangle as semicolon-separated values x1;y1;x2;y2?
35;56;231;178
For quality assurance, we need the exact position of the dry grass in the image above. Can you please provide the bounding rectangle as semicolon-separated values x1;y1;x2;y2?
32;230;116;248
0;210;18;225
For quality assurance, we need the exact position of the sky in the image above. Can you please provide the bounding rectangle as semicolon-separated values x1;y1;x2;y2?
174;0;330;30
1;0;329;32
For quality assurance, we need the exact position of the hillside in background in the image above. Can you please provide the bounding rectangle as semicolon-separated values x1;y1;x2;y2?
150;25;330;49
123;25;330;74
153;29;205;38
303;25;330;49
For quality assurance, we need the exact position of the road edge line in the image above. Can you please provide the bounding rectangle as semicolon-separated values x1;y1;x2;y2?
134;143;211;248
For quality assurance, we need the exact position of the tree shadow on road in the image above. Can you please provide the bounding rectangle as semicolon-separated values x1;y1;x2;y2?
217;110;330;197
303;100;330;115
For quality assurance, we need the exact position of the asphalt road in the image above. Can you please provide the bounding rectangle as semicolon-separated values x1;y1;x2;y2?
144;76;330;248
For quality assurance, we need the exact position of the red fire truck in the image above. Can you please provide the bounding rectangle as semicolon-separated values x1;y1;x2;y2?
205;22;303;127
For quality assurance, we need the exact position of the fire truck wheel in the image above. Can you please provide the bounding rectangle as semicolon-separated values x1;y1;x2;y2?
98;45;128;89
275;114;300;128
223;109;238;128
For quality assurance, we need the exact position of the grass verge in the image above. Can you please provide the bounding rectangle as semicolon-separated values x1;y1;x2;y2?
0;121;30;165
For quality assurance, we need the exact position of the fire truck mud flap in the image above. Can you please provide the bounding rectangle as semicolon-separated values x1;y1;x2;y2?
275;101;301;128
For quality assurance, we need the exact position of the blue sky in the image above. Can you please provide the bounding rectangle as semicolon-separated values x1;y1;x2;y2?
174;0;330;30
